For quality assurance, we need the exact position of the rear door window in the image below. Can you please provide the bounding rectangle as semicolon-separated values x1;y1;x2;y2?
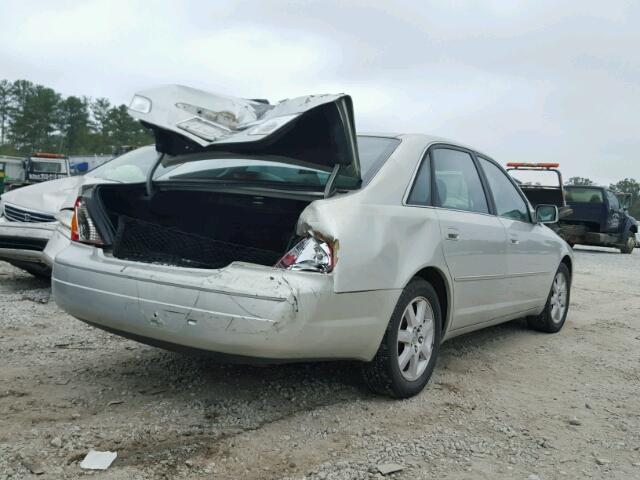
407;155;431;206
479;157;530;222
432;148;489;214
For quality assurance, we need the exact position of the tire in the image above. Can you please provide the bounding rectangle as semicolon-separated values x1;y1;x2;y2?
527;263;571;333
362;278;442;398
620;233;635;254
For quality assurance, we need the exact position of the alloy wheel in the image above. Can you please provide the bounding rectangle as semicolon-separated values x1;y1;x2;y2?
397;296;435;381
549;272;568;323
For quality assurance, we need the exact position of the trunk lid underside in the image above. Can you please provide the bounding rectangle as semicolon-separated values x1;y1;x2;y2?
128;85;361;180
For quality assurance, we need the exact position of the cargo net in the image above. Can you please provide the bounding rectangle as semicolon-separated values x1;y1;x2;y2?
112;216;283;269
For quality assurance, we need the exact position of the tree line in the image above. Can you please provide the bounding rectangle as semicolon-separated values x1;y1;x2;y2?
566;176;640;217
0;79;152;156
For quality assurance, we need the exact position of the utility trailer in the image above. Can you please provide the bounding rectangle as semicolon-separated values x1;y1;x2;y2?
508;163;637;254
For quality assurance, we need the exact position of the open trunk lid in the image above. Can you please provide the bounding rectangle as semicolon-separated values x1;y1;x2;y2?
127;85;360;182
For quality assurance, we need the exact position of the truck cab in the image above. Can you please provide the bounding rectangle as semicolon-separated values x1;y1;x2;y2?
563;186;637;253
26;153;71;183
4;152;71;190
507;163;637;254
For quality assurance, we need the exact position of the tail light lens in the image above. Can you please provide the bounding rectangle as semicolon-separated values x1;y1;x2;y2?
70;197;104;246
276;236;333;273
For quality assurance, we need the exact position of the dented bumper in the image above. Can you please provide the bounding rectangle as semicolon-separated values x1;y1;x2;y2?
52;243;400;361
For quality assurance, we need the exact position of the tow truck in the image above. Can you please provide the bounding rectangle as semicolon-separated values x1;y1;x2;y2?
508;162;637;254
4;152;71;191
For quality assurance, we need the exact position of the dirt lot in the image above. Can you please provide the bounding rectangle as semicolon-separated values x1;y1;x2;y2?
1;247;639;480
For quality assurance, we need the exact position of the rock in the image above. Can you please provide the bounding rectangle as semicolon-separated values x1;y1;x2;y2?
528;475;541;480
568;418;582;426
50;436;62;448
595;458;611;465
22;458;45;475
377;463;405;475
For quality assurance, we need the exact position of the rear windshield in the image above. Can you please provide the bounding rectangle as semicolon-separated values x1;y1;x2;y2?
565;187;603;204
87;145;173;182
156;136;400;190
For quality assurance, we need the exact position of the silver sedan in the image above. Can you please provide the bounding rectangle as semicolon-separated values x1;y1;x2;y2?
52;86;573;397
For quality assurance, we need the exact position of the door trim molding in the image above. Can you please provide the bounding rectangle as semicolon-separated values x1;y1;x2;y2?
455;271;550;282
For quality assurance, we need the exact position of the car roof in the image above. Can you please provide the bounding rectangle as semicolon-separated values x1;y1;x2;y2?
358;132;500;166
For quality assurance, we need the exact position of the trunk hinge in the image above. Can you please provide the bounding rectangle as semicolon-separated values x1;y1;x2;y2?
146;152;165;197
324;164;341;198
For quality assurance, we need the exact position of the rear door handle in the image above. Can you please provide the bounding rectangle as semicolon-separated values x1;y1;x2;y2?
510;237;520;244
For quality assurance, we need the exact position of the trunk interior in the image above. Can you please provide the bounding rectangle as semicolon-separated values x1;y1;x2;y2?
96;184;311;269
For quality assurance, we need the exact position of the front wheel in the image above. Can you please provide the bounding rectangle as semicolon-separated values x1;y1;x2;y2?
362;278;442;398
527;263;571;333
620;233;635;254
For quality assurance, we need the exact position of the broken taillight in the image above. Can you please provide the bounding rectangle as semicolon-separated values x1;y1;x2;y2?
70;197;104;246
276;236;333;273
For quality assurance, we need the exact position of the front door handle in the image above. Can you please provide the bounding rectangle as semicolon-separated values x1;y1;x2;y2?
447;228;460;241
510;237;520;245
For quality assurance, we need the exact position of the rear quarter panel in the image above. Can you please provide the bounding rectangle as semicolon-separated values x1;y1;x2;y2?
297;136;451;294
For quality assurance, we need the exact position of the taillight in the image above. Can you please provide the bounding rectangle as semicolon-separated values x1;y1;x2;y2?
276;236;333;273
70;197;104;246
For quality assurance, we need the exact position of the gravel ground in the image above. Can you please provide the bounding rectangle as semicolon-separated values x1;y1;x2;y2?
1;247;639;479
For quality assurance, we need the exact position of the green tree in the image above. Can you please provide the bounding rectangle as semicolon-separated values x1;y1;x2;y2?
104;104;152;148
609;178;640;202
9;83;60;152
0;79;11;145
566;176;595;186
90;97;111;135
56;96;91;153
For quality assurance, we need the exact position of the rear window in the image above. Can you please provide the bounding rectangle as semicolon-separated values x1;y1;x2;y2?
156;135;400;190
565;187;603;204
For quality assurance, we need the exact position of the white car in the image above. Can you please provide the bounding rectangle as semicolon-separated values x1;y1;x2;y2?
52;86;573;397
0;146;159;276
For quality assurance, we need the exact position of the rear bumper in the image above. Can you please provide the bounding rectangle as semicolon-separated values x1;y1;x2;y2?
52;243;400;362
0;218;55;264
42;225;71;267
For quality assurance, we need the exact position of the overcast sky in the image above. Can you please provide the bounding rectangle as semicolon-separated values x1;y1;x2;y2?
1;0;639;184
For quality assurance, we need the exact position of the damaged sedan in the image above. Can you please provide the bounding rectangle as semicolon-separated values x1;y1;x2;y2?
52;86;573;397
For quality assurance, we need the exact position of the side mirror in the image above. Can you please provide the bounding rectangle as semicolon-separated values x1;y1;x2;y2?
536;204;559;224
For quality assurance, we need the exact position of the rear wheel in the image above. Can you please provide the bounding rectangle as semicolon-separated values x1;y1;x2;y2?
527;263;571;333
620;233;635;254
362;278;442;398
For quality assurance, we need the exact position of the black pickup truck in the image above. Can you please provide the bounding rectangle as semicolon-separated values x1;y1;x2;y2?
507;163;638;254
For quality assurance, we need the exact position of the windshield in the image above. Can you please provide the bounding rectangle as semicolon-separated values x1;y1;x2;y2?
30;161;63;173
156;135;400;190
565;187;604;204
87;145;172;182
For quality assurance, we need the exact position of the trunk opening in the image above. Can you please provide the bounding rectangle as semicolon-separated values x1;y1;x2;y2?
96;184;311;269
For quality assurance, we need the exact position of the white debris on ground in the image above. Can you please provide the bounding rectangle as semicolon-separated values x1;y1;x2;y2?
0;247;639;479
80;450;118;470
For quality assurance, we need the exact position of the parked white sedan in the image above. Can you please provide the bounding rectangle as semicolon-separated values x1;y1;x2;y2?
0;146;159;276
52;86;573;397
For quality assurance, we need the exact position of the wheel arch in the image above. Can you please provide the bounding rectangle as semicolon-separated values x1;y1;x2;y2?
560;255;572;278
410;266;451;337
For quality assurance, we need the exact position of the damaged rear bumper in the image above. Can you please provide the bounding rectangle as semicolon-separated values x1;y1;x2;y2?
52;243;400;362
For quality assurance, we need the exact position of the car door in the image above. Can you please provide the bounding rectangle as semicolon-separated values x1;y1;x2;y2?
604;190;623;234
430;146;510;330
477;156;558;312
